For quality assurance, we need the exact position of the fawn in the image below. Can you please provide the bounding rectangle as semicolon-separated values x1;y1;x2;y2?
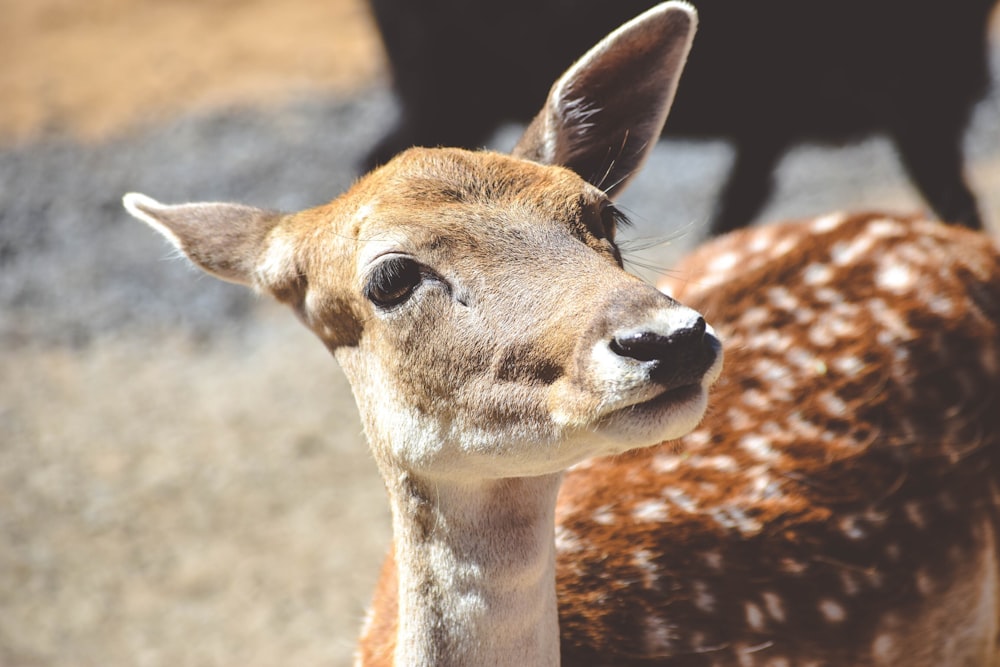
124;2;1000;665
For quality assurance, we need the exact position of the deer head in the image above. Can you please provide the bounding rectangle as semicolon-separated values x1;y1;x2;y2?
124;4;720;665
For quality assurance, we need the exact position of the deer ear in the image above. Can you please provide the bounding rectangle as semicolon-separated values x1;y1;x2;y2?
512;1;696;197
123;192;285;287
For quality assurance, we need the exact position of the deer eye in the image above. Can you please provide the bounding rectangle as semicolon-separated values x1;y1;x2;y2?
365;256;423;308
600;202;632;241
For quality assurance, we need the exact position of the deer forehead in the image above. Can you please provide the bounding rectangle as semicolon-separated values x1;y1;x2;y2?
307;149;624;303
341;147;611;248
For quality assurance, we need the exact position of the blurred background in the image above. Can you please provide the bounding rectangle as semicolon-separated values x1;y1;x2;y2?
1;1;998;665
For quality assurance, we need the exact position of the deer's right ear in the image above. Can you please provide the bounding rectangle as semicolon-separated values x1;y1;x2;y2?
512;1;696;197
123;192;293;290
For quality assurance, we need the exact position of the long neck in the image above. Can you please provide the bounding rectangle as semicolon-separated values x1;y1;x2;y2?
386;471;563;667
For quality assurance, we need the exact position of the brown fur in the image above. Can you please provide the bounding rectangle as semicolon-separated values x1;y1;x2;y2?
358;213;1000;665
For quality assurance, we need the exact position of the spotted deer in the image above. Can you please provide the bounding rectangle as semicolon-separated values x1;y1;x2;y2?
122;2;1000;666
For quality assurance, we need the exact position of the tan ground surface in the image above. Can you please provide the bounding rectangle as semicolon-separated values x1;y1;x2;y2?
0;0;383;143
3;2;392;665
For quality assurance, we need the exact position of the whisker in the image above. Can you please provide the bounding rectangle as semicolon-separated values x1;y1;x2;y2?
594;128;636;192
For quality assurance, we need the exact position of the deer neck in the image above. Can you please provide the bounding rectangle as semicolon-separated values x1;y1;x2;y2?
385;471;563;667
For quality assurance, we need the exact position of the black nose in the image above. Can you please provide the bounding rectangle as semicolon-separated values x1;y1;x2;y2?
610;317;707;362
610;317;717;388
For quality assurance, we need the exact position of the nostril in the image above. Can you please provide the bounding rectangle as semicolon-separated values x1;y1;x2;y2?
611;317;707;363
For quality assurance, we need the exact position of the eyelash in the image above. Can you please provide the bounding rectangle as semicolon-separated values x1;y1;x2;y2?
364;256;424;308
602;203;632;236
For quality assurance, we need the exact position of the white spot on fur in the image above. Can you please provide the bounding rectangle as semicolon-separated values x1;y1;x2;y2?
831;232;877;266
864;508;888;527
741;306;771;328
755;358;797;389
771;236;797;259
710;506;762;534
684;429;711;448
633;500;669;522
802;262;834;286
814;286;845;305
833;355;863;377
749;471;783;501
703;551;724;570
727;407;754;430
592;504;616;525
742;389;769;410
652;454;681;473
697;455;738;472
786;412;824;439
872;633;897;662
784;347;819;373
633;549;659;589
708;251;740;273
926;294;956;317
839;515;866;540
808;324;838;348
749;229;776;253
740;434;779;462
642;614;675;652
904;501;926;529
915;569;934;596
664;488;698;513
692;580;716;612
745;602;765;631
840;570;861;596
868;298;916;343
819;598;846;623
554;525;582;553
810;212;847;233
818;391;848;416
780;558;807;575
762;591;786;622
767;286;799;311
867;218;907;238
876;262;916;293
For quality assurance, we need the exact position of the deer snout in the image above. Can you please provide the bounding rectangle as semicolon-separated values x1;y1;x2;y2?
610;315;720;392
585;290;723;398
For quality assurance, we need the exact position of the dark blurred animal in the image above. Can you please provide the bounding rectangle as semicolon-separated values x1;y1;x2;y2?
366;0;996;234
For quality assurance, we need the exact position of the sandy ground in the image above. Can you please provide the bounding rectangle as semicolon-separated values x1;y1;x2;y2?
3;2;392;665
2;2;999;666
0;0;383;144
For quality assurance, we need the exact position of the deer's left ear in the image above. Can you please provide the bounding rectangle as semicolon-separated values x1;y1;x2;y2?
513;1;696;197
123;192;287;287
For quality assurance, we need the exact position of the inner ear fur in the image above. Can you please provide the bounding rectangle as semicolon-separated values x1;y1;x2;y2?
513;1;697;197
123;192;287;288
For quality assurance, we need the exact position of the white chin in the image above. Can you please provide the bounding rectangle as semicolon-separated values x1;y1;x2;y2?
597;384;710;452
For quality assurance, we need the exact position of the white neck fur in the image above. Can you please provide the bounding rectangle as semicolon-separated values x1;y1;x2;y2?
387;472;563;667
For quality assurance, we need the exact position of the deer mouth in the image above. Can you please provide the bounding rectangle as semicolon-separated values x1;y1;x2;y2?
643;381;705;410
595;333;723;445
613;379;706;422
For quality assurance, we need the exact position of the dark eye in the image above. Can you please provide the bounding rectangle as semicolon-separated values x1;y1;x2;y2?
600;202;632;241
598;202;629;267
365;256;423;308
